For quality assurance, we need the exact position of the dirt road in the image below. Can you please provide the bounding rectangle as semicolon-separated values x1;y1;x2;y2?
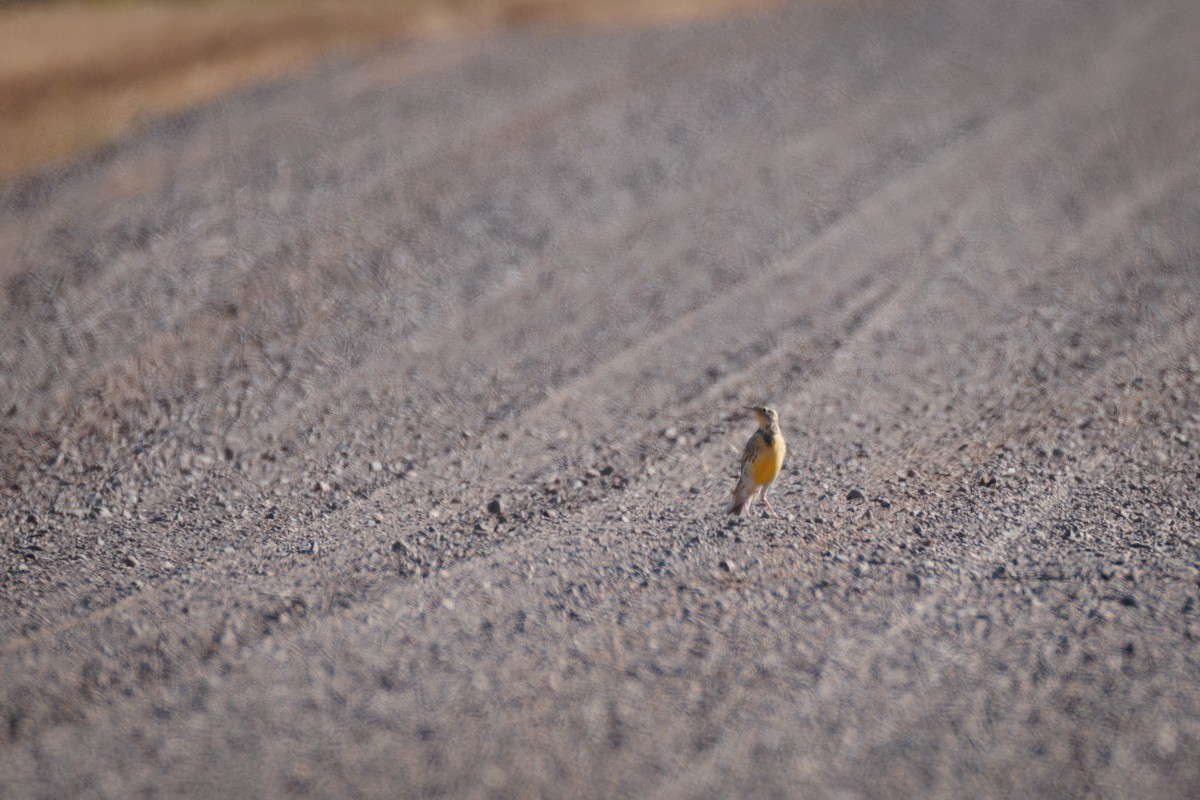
3;0;1200;796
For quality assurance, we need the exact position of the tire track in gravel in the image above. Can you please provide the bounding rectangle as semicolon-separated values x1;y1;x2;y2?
5;1;1200;796
0;0;1163;720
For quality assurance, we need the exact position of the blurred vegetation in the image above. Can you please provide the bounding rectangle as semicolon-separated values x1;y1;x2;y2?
0;0;774;180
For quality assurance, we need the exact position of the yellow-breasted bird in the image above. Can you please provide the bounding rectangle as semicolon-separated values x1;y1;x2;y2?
729;405;786;517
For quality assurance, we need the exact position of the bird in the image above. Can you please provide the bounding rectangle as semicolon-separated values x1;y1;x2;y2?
728;405;787;517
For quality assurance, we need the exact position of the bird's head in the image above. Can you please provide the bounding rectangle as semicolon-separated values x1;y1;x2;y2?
745;405;778;428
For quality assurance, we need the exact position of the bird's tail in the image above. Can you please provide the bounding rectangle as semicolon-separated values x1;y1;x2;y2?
729;478;754;516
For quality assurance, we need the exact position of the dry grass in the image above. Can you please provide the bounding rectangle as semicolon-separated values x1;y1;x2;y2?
0;0;779;181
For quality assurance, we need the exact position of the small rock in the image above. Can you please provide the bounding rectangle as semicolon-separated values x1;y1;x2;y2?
369;461;384;473
876;497;892;509
846;488;865;501
1157;723;1179;756
124;554;140;568
487;496;505;516
316;480;333;493
719;559;737;573
663;427;679;441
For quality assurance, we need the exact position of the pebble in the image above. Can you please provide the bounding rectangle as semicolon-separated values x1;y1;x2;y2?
1157;723;1179;756
846;488;865;501
487;496;505;515
369;460;384;472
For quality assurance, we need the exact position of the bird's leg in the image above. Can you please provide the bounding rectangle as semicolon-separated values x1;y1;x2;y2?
762;492;778;517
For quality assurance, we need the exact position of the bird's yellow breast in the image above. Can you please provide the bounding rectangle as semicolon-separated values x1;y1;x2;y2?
749;437;785;486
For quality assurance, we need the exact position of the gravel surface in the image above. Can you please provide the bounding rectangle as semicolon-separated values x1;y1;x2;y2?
3;0;1200;797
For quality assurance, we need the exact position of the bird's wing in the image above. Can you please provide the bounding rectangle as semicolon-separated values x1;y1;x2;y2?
739;432;762;474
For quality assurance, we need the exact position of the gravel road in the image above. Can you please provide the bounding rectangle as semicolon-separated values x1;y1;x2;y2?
3;0;1200;796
